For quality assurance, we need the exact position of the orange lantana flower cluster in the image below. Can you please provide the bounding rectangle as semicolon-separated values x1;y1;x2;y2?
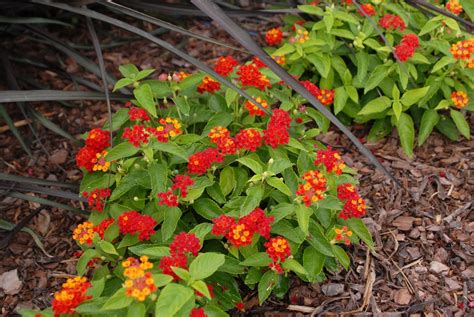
122;256;156;301
52;276;91;317
296;170;327;206
451;91;469;109
264;236;292;274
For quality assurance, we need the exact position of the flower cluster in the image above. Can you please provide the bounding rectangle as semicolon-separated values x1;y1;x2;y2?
450;39;474;62
451;91;469;109
300;80;335;105
172;175;195;198
118;211;157;241
190;308;207;317
296;170;327;206
244;96;269;117
188;148;224;175
122;256;156;301
264;109;291;148
159;232;201;281
214;56;239;77
211;208;274;247
235;128;263;152
72;221;95;245
172;71;191;82
337;184;366;219
154;117;182;142
290;28;309;44
76;128;110;172
394;34;419;62
252;56;266;69
237;64;271;90
264;236;291;274
379;14;406;31
314;147;346;175
82;188;111;212
157;190;178;207
128;106;150;122
52;276;91;317
265;28;283;46
272;54;286;65
122;124;153;147
198;76;221;94
358;3;376;16
94;218;114;239
334;226;353;245
446;0;463;15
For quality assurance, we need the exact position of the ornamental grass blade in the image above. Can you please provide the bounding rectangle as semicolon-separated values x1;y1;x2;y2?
191;0;401;187
1;191;87;214
0;182;84;201
30;108;77;142
0;90;128;103
0;105;32;156
101;0;248;53
0;16;72;27
32;1;270;115
0;172;78;189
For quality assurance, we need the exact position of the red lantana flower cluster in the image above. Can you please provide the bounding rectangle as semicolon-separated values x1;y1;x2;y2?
214;56;239;76
190;308;208;317
337;184;366;219
296;170;327;206
394;34;419;62
198;76;221;94
188;148;224;175
76;128;110;172
314;147;346;175
237;64;271;90
82;188;111;212
334;226;353;245
264;109;291;148
51;276;91;317
379;14;406;31
118;211;157;241
446;0;463;15
300;80;335;105
211;208;274;247
235;128;263;152
264;236;292;274
265;28;283;46
128;106;150;122
358;3;376;16
159;232;201;281
94;218;114;239
122;124;153;147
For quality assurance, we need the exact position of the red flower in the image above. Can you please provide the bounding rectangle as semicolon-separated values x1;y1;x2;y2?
451;91;469;109
76;146;99;172
216;137;237;155
450;39;474;60
118;211;157;241
265;28;283;46
198;76;221;94
170;232;201;256
157;190;179;207
195;284;215;299
211;215;236;236
337;184;366;219
214;56;239;77
317;89;335;105
401;33;419;49
151;117;182;143
226;222;254;247
337;183;358;200
300;80;321;98
394;34;419;62
265;236;291;263
122;124;151;147
82;188;111;212
172;175;195;198
379;14;406;31
241;208;274;239
208;126;230;144
237;64;271;90
358;3;376;16
159;253;188;281
244;96;269;117
85;128;110;152
190;308;208;317
235;302;245;311
290;20;305;32
446;0;463;15
235;128;263;152
93;218;114;239
128;107;150;122
52;277;91;317
188;148;224;175
296;170;327;206
314;147;346;175
252;56;266;69
263;109;291;148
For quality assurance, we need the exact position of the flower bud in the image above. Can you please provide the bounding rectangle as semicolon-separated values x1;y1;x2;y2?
268;158;274;165
134;196;139;201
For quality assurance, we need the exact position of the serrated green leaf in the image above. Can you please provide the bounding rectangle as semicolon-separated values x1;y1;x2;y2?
134;83;156;117
358;96;392;116
155;284;194;317
189;252;225;280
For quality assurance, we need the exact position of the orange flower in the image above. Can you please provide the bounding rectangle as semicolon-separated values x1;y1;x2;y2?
52;276;91;317
290;28;309;44
334;226;353;245
92;150;110;172
296;170;327;206
451;91;469;109
154;117;182;142
265;236;291;263
265;28;283;46
208;126;230;143
446;0;463;15
122;256;157;302
197;76;221;94
72;221;96;245
450;39;474;60
272;55;286;65
244;96;269;117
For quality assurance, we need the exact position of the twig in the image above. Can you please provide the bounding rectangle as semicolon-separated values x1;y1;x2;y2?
0;118;32;133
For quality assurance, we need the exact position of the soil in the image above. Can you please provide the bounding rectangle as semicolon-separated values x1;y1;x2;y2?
0;7;473;317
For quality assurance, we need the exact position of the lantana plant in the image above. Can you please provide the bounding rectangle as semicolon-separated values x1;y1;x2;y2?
28;59;374;317
263;0;473;156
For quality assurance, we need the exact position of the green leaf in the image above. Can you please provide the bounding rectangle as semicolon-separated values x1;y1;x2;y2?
155;283;194;317
225;88;239;106
113;77;134;91
307;54;331;78
461;0;474;21
342;218;374;249
308;224;333;256
334;10;359;24
191;280;212;299
135;69;155;81
281;258;306;275
129;245;170;258
202;112;233;136
266;177;292;196
396;113;415;157
102;288;133;310
345;85;358;103
364;66;389;93
240;185;264;216
148;163;168;197
189;223;213;242
419;17;441;35
119;64;139;78
152;141;188;160
298;5;324;15
303;247;325;279
134;83;156;117
450;110;471;139
127;302;146;317
332;245;350;269
418;110;440;146
436;116;460;141
162;207;182;241
219;167;235;196
392;101;402;122
273;43;296;56
334;86;348;114
355;51;369;82
357;96;392;116
400;87;430;107
431;56;456;73
77;249;99;275
173;96;190;116
239;252;272;267
106;142;139;161
153;274;174;288
258;270;278;304
204;305;229;317
189;252;225;280
98;240;118;256
295;204;312;235
193;198;222;220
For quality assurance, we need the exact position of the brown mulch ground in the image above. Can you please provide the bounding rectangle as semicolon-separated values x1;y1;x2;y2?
0;10;473;317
